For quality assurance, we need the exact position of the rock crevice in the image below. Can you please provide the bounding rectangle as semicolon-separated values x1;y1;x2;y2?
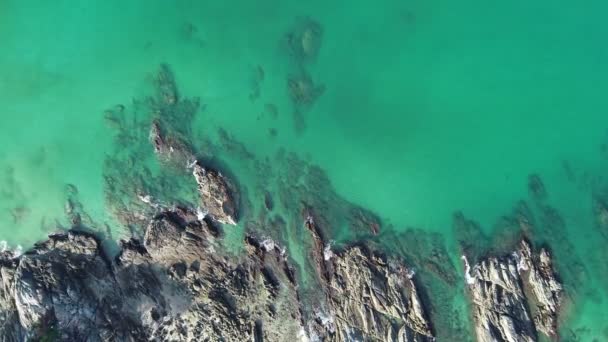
463;240;563;342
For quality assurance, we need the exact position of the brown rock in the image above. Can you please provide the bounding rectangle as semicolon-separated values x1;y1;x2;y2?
192;163;239;225
463;240;563;342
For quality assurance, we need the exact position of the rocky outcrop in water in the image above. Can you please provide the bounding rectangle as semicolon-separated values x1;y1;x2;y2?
0;201;438;342
13;62;576;341
192;163;239;225
312;246;434;341
0;208;302;341
149;120;194;167
304;211;435;342
462;240;562;342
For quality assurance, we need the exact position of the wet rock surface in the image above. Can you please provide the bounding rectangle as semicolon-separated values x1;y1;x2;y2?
463;240;563;342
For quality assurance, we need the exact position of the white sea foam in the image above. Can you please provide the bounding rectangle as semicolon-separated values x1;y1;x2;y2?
406;268;416;279
187;158;198;169
513;251;528;273
0;241;22;258
138;194;152;204
298;327;310;342
461;255;476;285
316;311;335;331
196;207;207;221
260;239;276;252
323;242;334;261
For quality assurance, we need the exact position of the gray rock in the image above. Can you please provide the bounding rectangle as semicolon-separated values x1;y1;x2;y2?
0;209;302;341
318;247;434;342
463;240;562;342
0;203;439;342
149;120;194;167
518;241;562;337
192;163;239;225
304;210;435;342
0;204;565;342
1;231;146;342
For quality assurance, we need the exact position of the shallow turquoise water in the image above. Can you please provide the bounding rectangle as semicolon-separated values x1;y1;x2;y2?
1;0;608;339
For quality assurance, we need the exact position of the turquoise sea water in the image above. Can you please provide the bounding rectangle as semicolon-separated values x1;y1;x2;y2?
1;1;608;340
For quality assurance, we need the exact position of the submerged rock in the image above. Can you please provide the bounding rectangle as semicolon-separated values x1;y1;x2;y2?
154;63;179;106
528;174;547;201
348;207;381;235
149;120;195;167
377;228;458;287
593;194;608;239
286;17;323;62
287;71;325;107
463;240;563;342
192;162;239;225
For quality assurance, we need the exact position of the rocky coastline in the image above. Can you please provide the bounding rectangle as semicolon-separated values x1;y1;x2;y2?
0;195;436;341
0;162;565;341
0;65;569;341
462;240;562;342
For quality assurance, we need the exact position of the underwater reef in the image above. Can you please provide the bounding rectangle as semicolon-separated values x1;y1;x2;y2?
24;55;608;342
0;65;575;342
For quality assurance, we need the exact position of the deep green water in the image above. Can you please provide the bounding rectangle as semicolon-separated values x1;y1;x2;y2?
1;0;608;340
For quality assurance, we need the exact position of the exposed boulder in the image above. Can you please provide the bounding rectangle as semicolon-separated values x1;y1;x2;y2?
0;231;146;341
0;209;302;341
192;163;239;225
463;240;563;342
149;120;194;167
304;211;435;342
518;241;562;337
316;246;434;341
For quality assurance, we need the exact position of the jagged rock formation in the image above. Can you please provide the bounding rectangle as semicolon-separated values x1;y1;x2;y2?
517;241;562;337
149;120;194;167
192;163;239;225
463;240;562;342
0;201;437;342
316;246;434;341
5;63;574;341
304;210;435;342
0;208;302;341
